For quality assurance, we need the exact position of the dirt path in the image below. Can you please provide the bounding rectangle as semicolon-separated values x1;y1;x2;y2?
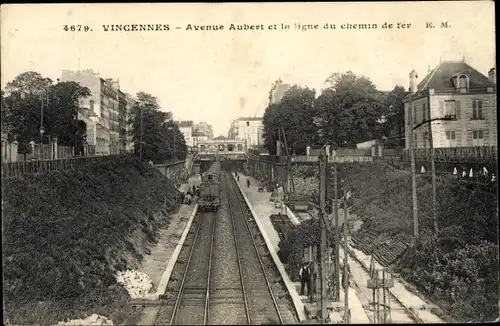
137;176;201;293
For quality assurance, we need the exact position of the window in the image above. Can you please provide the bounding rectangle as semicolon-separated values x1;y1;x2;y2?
422;103;427;122
457;75;468;88
473;130;484;139
444;101;456;119
472;100;483;119
445;130;456;140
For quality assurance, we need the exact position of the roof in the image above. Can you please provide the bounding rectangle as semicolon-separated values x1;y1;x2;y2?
213;135;228;140
237;117;262;121
174;120;193;128
417;61;495;91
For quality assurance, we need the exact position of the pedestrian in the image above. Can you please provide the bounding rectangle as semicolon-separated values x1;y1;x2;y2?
299;261;312;296
247;179;251;188
192;185;196;194
237;174;240;181
185;193;192;205
341;259;350;290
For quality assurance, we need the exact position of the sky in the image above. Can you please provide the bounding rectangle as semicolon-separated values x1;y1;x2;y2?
1;2;495;137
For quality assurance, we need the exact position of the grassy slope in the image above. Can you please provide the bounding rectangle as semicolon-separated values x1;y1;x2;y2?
291;162;499;322
2;155;181;325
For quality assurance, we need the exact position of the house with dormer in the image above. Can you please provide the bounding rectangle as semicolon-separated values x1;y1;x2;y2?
403;60;496;149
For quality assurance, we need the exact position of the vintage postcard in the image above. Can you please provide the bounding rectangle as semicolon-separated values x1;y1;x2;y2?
1;2;497;325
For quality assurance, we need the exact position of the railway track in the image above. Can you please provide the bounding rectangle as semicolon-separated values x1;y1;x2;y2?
224;173;298;324
339;244;425;324
152;171;298;325
154;212;216;325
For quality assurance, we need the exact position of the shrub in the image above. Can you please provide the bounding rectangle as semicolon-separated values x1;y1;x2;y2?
278;219;338;281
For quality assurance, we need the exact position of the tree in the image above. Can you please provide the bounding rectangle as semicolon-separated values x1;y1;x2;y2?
128;92;185;163
2;73;91;155
317;71;387;147
4;71;53;96
262;85;319;155
381;85;407;147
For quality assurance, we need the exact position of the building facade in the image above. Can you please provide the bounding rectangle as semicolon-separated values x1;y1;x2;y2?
270;81;291;105
193;121;214;140
227;117;264;148
192;130;208;149
403;61;496;149
61;69;132;155
175;120;194;148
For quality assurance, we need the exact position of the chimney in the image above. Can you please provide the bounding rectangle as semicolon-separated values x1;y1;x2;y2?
409;70;418;94
427;65;431;73
488;68;496;84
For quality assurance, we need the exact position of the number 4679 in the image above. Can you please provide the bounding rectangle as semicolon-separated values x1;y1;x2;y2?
63;25;90;32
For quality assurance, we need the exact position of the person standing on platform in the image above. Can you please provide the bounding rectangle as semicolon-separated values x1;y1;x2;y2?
299;261;312;296
247;179;251;188
341;259;350;290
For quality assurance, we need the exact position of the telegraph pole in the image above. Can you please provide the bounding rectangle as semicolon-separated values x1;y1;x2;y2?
343;188;350;323
427;101;439;233
409;70;419;246
139;104;144;161
318;149;328;322
333;161;340;302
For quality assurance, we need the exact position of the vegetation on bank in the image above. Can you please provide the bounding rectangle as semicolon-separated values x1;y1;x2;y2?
286;162;498;322
2;155;181;325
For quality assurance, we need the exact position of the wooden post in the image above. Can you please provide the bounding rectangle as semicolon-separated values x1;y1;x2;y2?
409;71;419;246
333;161;340;302
318;149;328;321
428;99;439;233
343;188;349;323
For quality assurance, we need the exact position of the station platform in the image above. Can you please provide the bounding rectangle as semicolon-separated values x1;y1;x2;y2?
178;174;201;193
235;172;370;324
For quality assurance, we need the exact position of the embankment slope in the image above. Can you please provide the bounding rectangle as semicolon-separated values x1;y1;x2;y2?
291;162;498;322
3;155;181;325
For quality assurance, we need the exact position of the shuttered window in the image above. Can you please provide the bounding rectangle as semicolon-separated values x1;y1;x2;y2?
439;101;444;117
472;100;483;119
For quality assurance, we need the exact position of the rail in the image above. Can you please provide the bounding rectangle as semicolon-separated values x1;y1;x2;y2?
226;173;284;323
340;242;424;324
226;185;251;323
164;211;216;325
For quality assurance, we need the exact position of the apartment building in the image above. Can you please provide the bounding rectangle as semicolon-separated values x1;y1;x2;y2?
174;120;194;148
192;130;208;149
193;121;214;140
228;117;264;148
403;60;496;149
61;69;132;154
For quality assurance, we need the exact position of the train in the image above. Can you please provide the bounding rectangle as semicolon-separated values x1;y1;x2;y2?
198;160;221;212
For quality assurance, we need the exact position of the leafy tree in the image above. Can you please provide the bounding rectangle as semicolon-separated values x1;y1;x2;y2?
128;92;185;163
317;71;387;147
263;85;319;155
2;72;91;155
4;71;53;96
381;85;407;147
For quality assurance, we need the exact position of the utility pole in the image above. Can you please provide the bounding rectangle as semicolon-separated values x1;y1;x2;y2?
139;104;144;161
427;100;439;233
409;70;419;246
318;149;328;322
333;161;340;302
343;188;350;323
